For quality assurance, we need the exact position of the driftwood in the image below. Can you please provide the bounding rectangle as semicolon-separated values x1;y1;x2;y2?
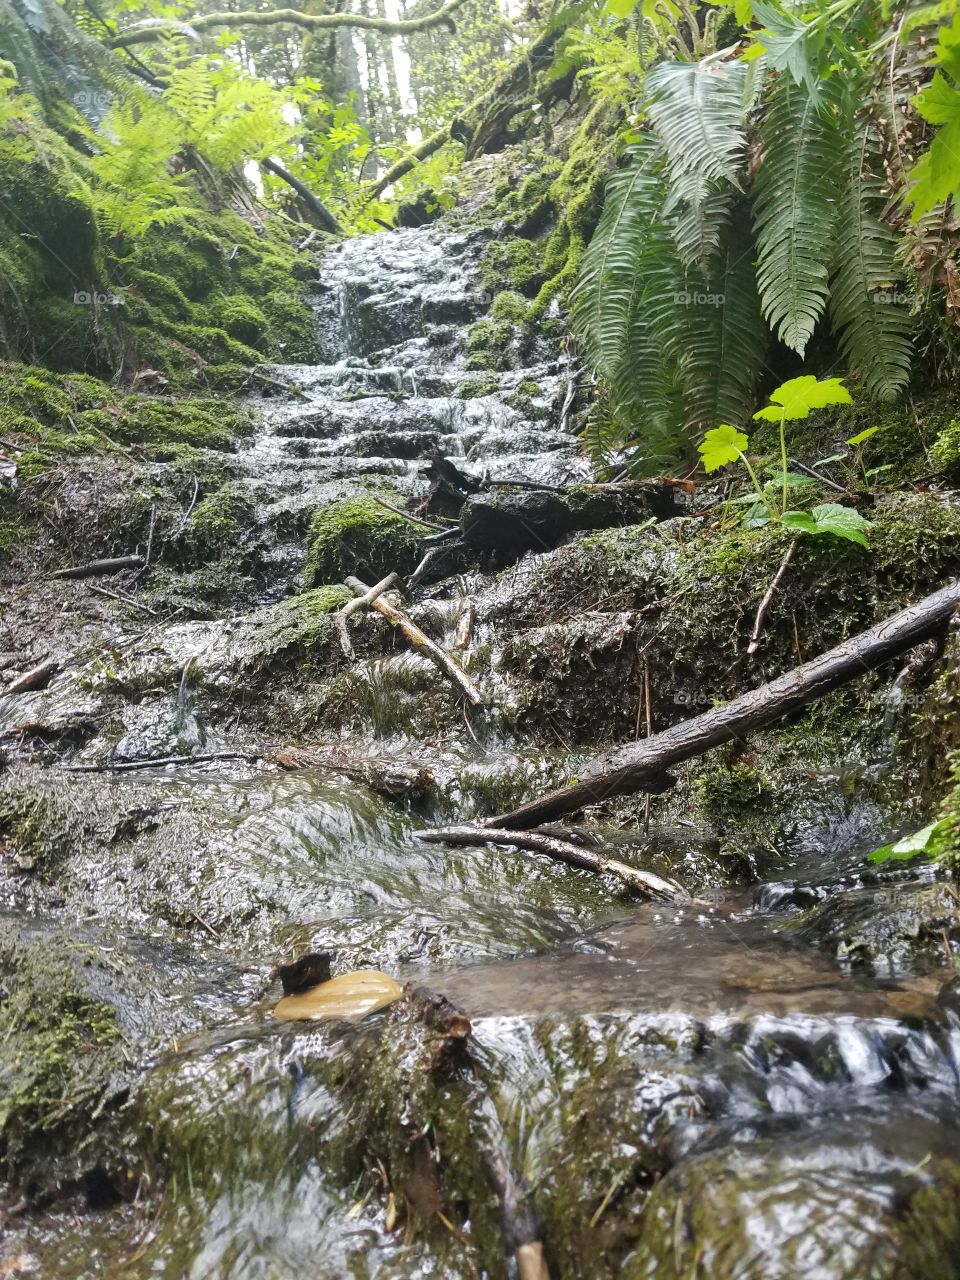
52;554;146;580
336;572;400;657
274;745;435;799
2;658;58;697
487;580;960;830
482;1150;552;1280
413;825;684;901
345;576;483;706
64;751;263;773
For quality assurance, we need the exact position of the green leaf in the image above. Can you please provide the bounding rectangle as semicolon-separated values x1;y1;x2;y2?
868;820;942;863
646;60;749;189
753;78;844;355
810;501;871;546
699;423;749;471
831;97;913;399
748;0;823;100
845;426;879;445
780;510;819;534
813;453;847;466
606;0;639;16
734;0;753;25
908;69;960;216
753;375;852;422
766;469;815;490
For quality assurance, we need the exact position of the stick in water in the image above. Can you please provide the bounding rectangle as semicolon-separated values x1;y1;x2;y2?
335;572;400;656
414;824;684;901
345;576;483;706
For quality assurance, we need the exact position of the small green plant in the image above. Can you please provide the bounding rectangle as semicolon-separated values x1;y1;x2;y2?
698;375;872;547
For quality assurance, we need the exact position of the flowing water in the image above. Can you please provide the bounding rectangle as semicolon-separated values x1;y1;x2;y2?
3;224;960;1278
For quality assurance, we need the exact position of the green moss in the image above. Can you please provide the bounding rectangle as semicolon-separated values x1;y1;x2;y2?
204;295;268;346
478;235;545;297
465;317;515;371
0;933;122;1185
455;373;499;398
693;762;774;824
177;483;255;566
125;268;191;320
898;1163;960;1279
490;289;528;323
305;496;424;586
0;361;253;474
933;418;960;479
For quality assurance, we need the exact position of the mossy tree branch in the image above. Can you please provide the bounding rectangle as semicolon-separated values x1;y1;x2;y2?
108;0;468;47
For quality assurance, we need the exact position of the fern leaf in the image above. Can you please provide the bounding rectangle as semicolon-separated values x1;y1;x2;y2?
752;77;843;355
664;168;734;268
569;136;666;384
830;105;913;400
645;58;749;187
669;208;767;431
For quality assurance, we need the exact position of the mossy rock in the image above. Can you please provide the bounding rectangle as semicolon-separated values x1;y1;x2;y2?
304;496;424;587
0;931;124;1191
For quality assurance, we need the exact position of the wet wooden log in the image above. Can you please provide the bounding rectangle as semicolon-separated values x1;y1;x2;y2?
51;554;146;580
413;825;684;901
1;658;58;697
487;580;960;830
345;576;483;706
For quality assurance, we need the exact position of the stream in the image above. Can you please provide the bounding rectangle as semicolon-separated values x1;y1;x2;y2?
3;223;960;1278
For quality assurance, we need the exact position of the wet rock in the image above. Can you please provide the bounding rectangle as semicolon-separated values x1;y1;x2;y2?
779;881;958;975
632;1111;960;1279
271;951;333;995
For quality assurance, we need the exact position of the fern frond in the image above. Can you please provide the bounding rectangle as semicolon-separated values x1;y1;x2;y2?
645;57;749;187
569;136;667;385
752;76;844;355
829;103;913;400
664;168;734;268
670;209;766;431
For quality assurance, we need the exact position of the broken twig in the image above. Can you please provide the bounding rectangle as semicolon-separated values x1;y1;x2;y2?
63;751;264;773
335;572;400;656
482;1149;552;1280
345;576;483;706
413;824;684;901
747;538;798;657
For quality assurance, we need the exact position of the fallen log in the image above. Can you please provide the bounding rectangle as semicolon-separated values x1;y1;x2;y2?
413;825;684;901
487;580;960;830
1;658;58;697
52;554;146;580
345;576;483;707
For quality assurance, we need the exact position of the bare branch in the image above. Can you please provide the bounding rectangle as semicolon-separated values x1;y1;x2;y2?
109;0;468;47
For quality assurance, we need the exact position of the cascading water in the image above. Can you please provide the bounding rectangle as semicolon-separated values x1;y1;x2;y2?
3;222;960;1278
